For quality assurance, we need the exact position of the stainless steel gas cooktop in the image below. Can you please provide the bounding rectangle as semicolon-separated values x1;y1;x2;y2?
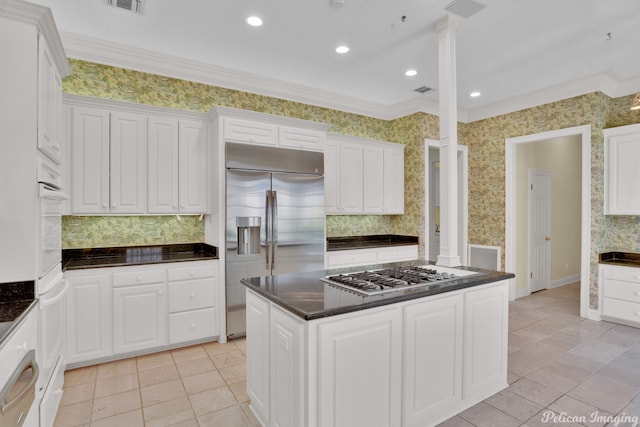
322;265;482;296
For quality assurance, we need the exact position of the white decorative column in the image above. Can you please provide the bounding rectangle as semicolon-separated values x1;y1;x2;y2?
435;14;462;267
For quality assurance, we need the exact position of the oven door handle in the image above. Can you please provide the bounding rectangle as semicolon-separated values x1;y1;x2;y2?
39;186;69;201
0;350;39;415
39;279;69;308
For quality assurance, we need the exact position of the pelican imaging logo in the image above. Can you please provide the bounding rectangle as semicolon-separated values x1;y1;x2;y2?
540;410;639;426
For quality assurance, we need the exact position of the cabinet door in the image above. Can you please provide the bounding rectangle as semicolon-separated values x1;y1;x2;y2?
339;141;364;214
37;33;63;164
324;139;340;214
383;147;404;214
66;274;112;364
462;283;508;400
113;283;167;354
270;306;304;427
148;116;179;213
179;120;208;213
403;294;463;427
71;106;110;214
246;290;270;426
605;129;640;214
110;111;147;214
279;126;325;151
363;144;384;213
317;307;402;427
223;117;277;146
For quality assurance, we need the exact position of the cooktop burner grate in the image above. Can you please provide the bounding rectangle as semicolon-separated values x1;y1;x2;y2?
322;265;476;296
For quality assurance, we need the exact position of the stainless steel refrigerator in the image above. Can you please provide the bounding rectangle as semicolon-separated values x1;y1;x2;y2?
225;142;325;338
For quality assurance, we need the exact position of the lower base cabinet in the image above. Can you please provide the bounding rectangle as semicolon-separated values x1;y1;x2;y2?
65;260;218;366
246;280;508;427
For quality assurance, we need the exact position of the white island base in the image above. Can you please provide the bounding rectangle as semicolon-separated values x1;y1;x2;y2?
245;279;509;427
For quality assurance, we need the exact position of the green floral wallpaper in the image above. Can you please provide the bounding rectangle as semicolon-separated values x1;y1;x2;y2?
62;59;640;311
62;215;204;249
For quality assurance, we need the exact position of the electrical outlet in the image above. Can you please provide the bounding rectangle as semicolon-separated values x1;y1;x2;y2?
564;262;569;270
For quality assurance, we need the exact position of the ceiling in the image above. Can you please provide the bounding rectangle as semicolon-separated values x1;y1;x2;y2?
27;0;640;121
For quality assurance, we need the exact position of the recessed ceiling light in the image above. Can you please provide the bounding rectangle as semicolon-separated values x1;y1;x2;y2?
405;69;418;77
470;91;481;97
336;45;350;54
246;16;263;27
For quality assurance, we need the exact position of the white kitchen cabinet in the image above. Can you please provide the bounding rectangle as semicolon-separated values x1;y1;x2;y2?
325;245;418;269
325;137;364;214
317;306;402;427
37;33;63;164
113;282;167;354
223;117;278;146
604;124;640;215
179;120;208;213
65;273;112;365
462;283;509;400
403;293;463;427
246;290;271;426
71;106;110;214
270;306;304;427
148;116;179;213
167;261;218;344
279;125;325;152
110;111;147;214
71;107;146;214
147;117;208;214
363;141;405;214
64;260;219;367
327;134;404;215
600;264;640;326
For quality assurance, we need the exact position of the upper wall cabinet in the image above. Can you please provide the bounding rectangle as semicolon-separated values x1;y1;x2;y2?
212;106;331;153
66;95;209;215
326;134;405;215
604;124;640;215
38;33;65;164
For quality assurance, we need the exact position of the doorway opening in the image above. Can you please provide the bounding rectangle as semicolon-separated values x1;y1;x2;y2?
506;125;592;319
424;140;468;265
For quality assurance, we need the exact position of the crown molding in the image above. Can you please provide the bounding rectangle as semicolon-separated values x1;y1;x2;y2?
59;32;640;125
209;105;332;132
60;32;399;121
1;0;71;76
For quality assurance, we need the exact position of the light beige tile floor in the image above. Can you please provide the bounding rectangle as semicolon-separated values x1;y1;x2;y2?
54;282;640;426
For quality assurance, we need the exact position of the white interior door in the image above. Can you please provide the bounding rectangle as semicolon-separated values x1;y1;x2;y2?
528;170;551;292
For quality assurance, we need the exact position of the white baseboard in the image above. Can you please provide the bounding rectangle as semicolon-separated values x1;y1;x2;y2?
587;309;601;321
515;287;531;299
550;274;581;288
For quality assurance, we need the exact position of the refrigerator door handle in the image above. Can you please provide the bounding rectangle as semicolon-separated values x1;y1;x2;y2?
272;190;278;270
265;190;272;269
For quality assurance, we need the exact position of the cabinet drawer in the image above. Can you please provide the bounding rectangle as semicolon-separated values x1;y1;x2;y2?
603;279;640;303
169;308;217;344
602;298;640;325
112;269;165;287
168;278;215;313
326;250;377;268
279;126;324;151
602;265;640;283
223;118;277;146
168;262;216;282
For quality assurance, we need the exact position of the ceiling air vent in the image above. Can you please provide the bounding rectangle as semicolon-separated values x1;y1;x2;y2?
444;0;486;19
414;86;434;94
105;0;145;15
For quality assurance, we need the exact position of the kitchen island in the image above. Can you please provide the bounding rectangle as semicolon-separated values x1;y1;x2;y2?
241;261;514;427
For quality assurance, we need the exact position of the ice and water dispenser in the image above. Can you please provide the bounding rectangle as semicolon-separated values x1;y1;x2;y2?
236;217;261;255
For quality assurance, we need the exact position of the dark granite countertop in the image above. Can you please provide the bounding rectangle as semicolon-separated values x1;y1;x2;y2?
599;252;640;268
0;281;37;348
327;234;419;251
241;260;514;321
63;243;218;270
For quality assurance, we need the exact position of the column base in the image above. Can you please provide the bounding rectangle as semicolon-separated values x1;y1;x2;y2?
436;254;462;268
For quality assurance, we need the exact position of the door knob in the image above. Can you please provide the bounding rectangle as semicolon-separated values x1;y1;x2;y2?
545;236;551;241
